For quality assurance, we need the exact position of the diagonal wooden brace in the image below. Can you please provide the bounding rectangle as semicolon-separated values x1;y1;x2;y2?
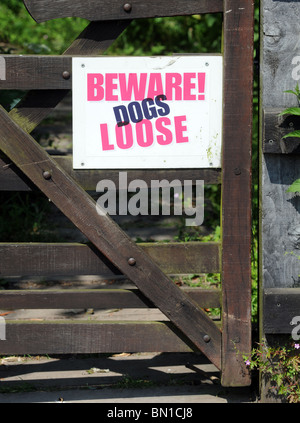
9;20;131;134
0;105;222;369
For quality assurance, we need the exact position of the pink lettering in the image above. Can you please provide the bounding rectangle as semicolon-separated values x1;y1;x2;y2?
87;73;104;101
136;120;154;147
156;117;173;145
100;124;114;150
183;73;196;100
174;116;189;143
165;73;182;101
119;73;147;101
105;73;118;101
115;124;133;149
147;73;164;99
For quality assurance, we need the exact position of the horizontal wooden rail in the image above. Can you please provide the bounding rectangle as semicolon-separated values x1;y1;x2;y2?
0;321;197;354
0;53;224;90
0;287;221;309
0;56;72;90
0;242;220;277
263;108;300;155
264;288;300;334
0;154;222;191
24;0;224;23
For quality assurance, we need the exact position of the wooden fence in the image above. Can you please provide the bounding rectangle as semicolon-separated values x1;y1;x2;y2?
260;0;300;401
0;0;254;387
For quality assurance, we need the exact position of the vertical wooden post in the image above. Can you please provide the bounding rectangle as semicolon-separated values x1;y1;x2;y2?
221;0;254;387
260;0;300;402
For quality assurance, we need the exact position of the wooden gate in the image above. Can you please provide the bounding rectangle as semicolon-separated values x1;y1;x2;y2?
0;0;254;387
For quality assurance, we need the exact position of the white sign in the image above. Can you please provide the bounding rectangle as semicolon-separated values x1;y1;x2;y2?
72;56;223;169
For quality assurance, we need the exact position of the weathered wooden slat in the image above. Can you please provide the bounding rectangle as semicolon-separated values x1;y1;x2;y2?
9;20;131;134
0;56;72;90
0;288;221;309
23;0;223;23
54;157;222;187
0;321;197;354
263;108;300;154
0;155;222;191
260;1;300;402
260;2;300;293
0;242;221;276
0;154;36;191
2;54;235;91
264;288;300;334
220;0;254;387
0;106;222;369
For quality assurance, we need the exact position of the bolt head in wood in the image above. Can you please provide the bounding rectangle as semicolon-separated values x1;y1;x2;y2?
128;257;136;266
62;71;70;80
123;3;132;12
234;168;241;176
203;334;210;343
43;171;52;180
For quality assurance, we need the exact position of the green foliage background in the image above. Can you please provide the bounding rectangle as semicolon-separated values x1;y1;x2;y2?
0;0;223;55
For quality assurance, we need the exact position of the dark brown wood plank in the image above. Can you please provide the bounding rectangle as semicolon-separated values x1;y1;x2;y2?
0;56;72;90
221;0;254;387
0;288;221;309
0;155;221;191
24;0;223;23
0;155;35;191
55;157;222;188
263;108;300;154
138;241;220;274
0;106;221;369
264;288;300;334
0;242;220;277
9;20;131;134
0;321;197;354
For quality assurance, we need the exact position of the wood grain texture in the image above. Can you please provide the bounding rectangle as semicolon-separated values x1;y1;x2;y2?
261;1;300;291
260;1;300;402
0;242;220;277
0;55;72;90
221;0;254;387
0;321;197;354
23;0;223;23
0;288;221;309
264;288;300;334
0;105;221;369
0;154;222;191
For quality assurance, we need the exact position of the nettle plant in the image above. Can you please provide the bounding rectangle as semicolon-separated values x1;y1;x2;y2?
243;339;300;403
279;83;300;193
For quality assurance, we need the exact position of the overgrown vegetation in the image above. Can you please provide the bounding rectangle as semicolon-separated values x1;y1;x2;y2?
0;0;87;54
243;339;300;403
279;83;300;194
